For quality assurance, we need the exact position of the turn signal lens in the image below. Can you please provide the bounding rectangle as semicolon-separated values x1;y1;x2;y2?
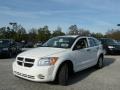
50;57;58;65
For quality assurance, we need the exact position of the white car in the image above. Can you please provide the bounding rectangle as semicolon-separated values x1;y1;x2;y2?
12;35;104;85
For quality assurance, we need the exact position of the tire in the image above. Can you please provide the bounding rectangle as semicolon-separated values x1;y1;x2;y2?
58;63;69;86
96;56;104;69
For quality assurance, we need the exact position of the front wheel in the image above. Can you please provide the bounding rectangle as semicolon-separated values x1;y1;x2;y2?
96;56;104;69
58;63;69;86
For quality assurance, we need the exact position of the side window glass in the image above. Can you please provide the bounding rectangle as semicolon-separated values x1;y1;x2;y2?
93;39;100;46
74;38;88;50
89;38;96;47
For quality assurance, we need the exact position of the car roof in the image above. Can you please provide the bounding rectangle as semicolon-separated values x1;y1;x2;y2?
58;35;93;39
58;35;79;38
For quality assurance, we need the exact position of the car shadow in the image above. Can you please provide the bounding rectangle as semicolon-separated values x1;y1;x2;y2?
67;57;116;85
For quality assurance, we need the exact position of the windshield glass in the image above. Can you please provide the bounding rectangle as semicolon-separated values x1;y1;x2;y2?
42;37;75;48
0;40;10;48
101;39;117;45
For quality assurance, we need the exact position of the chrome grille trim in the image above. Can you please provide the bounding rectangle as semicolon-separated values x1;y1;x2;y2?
17;57;35;67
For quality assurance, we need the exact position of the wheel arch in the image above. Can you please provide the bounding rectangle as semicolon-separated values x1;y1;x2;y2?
53;60;74;81
96;53;104;69
99;53;104;59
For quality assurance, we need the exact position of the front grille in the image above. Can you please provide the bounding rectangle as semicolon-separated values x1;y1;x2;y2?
24;63;33;67
25;58;35;62
14;71;35;79
17;57;35;67
116;45;120;49
17;61;22;66
17;57;24;61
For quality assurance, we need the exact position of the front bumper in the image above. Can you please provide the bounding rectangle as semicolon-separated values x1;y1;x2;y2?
107;49;120;54
13;62;55;82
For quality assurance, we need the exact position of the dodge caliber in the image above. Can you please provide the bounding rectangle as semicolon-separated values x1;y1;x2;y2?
13;35;104;85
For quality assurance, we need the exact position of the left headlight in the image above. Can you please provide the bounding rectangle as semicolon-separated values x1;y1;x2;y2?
108;46;115;49
38;57;58;66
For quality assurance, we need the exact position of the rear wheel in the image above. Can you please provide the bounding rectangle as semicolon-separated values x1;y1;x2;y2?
58;63;69;86
96;56;104;69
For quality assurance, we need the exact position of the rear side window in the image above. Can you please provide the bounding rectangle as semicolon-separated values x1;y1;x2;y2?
88;38;99;47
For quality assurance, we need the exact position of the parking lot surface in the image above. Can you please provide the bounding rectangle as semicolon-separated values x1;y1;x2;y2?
0;55;120;90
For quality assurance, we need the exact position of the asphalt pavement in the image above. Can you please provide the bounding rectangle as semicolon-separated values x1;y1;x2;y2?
0;55;120;90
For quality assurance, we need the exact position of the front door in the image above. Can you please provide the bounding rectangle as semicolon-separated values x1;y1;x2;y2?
71;38;90;72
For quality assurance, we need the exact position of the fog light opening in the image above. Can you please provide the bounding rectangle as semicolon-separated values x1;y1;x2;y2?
38;74;45;79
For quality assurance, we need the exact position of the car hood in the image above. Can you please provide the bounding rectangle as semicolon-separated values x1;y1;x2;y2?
18;47;68;58
108;44;120;49
108;43;119;46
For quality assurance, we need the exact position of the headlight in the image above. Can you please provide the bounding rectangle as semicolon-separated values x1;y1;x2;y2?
38;57;58;66
2;48;8;51
108;46;115;49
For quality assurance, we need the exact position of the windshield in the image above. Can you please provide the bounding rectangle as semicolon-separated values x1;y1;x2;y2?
0;40;10;48
100;39;117;45
42;37;75;48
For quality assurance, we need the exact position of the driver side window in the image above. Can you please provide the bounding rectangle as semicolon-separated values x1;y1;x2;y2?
73;38;88;50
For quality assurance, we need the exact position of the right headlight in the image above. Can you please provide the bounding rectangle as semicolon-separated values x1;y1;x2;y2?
38;57;58;66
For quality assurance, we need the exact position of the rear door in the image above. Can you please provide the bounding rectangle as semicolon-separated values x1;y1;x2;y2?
88;38;99;65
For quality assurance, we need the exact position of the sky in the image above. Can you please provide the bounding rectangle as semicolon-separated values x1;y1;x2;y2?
0;0;120;34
